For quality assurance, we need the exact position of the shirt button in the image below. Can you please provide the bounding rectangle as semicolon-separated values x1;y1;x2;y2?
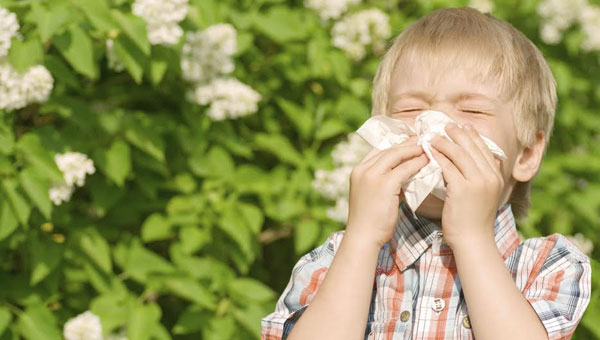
368;331;375;339
431;297;445;312
400;310;411;322
462;315;471;329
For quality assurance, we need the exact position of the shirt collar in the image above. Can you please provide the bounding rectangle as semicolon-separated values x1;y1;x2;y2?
389;200;522;272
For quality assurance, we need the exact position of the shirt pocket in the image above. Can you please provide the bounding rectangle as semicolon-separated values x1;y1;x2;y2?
366;296;413;340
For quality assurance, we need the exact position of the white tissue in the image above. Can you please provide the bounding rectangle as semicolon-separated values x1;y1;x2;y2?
356;110;506;215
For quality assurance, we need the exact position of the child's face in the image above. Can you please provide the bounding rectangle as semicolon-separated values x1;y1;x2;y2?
388;58;522;221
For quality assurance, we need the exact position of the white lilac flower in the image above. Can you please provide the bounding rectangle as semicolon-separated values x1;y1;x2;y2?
312;132;372;223
105;39;125;72
578;4;600;51
331;132;373;166
312;166;353;201
0;7;19;57
566;232;594;256
468;0;494;13
63;311;103;340
132;0;188;45
304;0;361;21
180;23;237;84
331;8;392;61
55;151;96;187
327;196;349;223
537;0;586;44
187;77;261;120
49;182;75;206
0;59;54;111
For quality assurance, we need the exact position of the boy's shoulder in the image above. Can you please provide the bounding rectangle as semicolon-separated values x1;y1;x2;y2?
517;232;591;265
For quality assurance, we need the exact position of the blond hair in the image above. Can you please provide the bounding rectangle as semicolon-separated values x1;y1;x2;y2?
371;6;557;220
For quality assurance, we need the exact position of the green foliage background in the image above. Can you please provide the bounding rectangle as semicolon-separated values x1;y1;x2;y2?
0;0;598;339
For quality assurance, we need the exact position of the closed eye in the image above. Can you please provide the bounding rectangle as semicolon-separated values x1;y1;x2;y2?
461;109;486;114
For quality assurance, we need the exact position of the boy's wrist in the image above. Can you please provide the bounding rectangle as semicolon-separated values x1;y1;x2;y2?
343;227;385;254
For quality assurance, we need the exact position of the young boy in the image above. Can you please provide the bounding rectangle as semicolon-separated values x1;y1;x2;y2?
261;6;592;340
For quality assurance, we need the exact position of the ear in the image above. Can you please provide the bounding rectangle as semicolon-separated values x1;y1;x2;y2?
512;130;545;182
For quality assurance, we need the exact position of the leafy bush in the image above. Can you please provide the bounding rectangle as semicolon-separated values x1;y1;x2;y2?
0;0;598;339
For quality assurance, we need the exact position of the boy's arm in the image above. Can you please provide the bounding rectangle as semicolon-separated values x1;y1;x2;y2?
286;229;380;340
451;233;591;340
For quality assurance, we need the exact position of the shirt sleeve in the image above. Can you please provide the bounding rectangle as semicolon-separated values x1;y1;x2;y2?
260;230;344;340
522;233;592;340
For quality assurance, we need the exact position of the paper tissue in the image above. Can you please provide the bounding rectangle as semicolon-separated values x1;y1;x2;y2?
356;110;506;215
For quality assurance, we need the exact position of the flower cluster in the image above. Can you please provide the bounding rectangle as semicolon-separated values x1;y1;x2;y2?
0;6;19;57
0;59;54;111
182;23;261;120
132;0;189;45
63;311;103;340
537;0;600;51
312;133;372;223
468;0;495;13
180;23;237;84
566;232;594;256
304;0;361;21
63;311;128;340
49;151;96;205
331;8;391;61
187;78;262;121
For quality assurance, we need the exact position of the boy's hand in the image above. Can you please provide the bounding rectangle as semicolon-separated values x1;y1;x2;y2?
429;123;505;249
346;136;429;249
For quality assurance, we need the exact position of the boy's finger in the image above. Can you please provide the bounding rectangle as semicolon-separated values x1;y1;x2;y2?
430;147;463;184
363;135;419;168
359;147;384;165
464;125;500;174
369;144;424;174
429;133;478;178
388;153;429;184
444;123;488;174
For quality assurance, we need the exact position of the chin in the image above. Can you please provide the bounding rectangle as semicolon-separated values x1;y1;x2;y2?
413;194;444;221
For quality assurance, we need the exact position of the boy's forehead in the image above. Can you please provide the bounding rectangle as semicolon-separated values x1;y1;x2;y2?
390;56;503;102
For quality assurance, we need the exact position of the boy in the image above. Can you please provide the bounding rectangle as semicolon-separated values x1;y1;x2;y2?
261;6;592;340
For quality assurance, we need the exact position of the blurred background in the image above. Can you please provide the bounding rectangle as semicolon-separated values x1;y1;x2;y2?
0;0;598;339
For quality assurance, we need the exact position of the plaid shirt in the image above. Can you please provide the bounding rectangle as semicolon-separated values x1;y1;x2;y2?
261;201;592;340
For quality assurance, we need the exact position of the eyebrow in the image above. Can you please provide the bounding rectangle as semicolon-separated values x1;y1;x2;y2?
392;91;498;105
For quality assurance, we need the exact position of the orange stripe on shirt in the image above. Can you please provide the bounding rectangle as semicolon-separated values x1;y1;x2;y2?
299;267;328;305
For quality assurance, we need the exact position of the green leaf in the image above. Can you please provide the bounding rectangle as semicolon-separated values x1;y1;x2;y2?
127;303;161;340
75;227;112;274
30;236;63;285
160;275;217;309
0;199;19;241
141;213;173;242
8;37;44;73
74;0;118;33
14;133;63;183
218;207;253;260
123;241;175;282
276;98;313;140
315;119;347;140
111;10;151;55
253;6;312;43
99;139;131;187
0;307;12;336
124;121;165;162
178;225;209;254
172;305;211;335
0;122;14;155
18;167;52;219
228;277;275;303
294;219;320;254
238;202;263;234
52;23;99;79
188;146;234;178
253;133;303;166
17;303;61;340
1;179;31;228
113;34;146;84
31;2;70;42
